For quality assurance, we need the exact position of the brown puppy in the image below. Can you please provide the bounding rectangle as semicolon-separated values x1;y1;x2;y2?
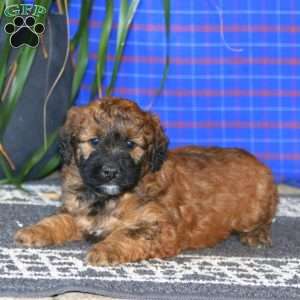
15;97;278;266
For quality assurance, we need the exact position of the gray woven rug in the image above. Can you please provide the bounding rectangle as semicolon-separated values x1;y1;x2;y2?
0;183;300;299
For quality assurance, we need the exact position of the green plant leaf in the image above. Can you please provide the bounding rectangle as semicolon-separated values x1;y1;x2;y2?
106;0;141;96
0;0;51;138
35;154;61;178
0;178;9;184
0;2;21;98
157;0;170;94
5;0;20;7
0;35;11;98
116;0;128;49
71;28;89;101
92;0;113;98
0;0;51;182
0;2;5;21
0;154;13;180
70;0;93;52
0;0;30;180
3;0;20;24
70;1;93;101
55;0;66;14
0;47;37;138
16;130;58;182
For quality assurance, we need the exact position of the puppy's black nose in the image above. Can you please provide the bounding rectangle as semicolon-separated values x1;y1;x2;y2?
101;164;119;180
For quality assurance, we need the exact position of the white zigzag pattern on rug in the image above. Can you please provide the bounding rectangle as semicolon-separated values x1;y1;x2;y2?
0;247;299;287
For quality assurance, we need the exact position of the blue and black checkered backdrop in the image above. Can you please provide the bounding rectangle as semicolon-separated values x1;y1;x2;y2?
31;1;300;185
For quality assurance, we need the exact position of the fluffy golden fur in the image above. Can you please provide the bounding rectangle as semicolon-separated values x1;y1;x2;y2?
15;97;278;265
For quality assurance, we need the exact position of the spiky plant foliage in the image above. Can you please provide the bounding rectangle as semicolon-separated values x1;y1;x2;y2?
0;0;170;185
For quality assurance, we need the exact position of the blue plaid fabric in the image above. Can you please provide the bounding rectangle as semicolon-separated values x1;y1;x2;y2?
30;1;300;185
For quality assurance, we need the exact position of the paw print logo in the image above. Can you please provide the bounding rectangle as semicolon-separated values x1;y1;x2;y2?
4;16;44;48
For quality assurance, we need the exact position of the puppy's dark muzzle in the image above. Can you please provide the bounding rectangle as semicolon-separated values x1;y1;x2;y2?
79;150;141;196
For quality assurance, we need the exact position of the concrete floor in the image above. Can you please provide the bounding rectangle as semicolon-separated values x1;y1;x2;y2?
1;184;299;300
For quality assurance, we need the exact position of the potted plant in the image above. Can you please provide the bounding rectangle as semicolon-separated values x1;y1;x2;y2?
0;0;169;185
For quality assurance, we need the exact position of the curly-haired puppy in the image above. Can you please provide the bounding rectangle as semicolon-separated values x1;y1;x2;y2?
15;97;278;265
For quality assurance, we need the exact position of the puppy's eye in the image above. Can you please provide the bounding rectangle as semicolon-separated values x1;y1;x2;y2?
89;138;100;146
126;140;136;149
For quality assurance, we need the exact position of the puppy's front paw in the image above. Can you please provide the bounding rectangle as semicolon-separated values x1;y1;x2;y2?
86;244;122;266
15;226;53;247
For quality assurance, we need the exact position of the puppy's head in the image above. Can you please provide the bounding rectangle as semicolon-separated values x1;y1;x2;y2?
59;97;168;196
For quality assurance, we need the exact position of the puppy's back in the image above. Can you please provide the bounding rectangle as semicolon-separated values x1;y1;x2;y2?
159;146;278;249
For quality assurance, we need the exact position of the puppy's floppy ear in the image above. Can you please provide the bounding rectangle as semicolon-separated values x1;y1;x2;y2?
58;107;80;165
148;114;169;172
59;127;74;165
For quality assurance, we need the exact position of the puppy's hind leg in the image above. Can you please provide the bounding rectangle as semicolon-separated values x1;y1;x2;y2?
239;183;278;248
239;223;272;248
